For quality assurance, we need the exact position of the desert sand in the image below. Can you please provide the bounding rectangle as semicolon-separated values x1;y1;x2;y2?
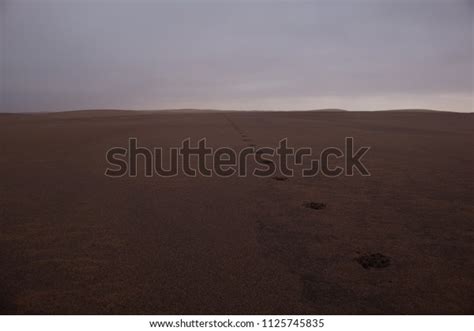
0;110;473;314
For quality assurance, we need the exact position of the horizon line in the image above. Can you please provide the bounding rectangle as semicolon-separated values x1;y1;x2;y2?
2;107;472;115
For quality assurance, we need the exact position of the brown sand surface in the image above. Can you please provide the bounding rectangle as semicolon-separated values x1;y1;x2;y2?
0;110;473;314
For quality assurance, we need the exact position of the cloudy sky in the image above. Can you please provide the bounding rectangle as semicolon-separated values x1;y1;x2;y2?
1;0;473;112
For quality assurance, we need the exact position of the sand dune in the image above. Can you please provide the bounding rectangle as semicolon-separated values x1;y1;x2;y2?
0;110;473;314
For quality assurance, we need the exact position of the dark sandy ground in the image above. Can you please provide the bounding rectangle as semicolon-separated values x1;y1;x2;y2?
0;110;473;314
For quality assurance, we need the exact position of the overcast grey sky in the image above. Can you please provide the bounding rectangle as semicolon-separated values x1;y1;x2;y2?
1;0;473;112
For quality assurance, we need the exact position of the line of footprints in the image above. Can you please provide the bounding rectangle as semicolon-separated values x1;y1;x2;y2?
230;117;391;270
236;127;327;210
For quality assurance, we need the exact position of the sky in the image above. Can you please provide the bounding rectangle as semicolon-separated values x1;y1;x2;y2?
1;0;473;112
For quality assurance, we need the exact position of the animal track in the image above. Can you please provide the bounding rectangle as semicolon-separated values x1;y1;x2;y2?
303;202;326;210
272;176;288;181
356;253;391;269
